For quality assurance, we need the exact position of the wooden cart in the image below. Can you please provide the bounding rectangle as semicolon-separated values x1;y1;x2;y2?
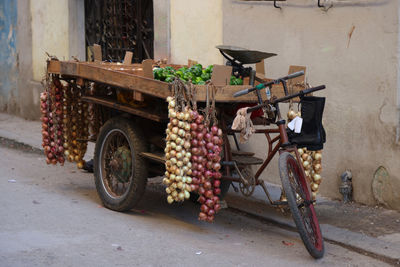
46;57;302;190
45;54;325;259
46;54;310;205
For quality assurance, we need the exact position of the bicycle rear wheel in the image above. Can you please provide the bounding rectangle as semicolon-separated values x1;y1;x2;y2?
279;152;324;259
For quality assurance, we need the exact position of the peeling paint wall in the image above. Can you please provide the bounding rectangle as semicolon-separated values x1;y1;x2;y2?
0;0;85;119
222;0;400;209
0;0;18;113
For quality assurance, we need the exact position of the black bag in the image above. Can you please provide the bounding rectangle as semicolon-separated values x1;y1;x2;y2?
287;96;326;151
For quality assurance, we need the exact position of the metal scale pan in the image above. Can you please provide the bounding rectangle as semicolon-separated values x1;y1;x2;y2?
216;45;277;64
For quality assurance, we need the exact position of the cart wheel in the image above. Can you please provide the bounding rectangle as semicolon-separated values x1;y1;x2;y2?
279;152;324;259
94;117;148;211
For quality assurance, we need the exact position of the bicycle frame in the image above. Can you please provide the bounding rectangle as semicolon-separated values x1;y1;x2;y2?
220;76;325;204
220;111;311;205
221;126;281;184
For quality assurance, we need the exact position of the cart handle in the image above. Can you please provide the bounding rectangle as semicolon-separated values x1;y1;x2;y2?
233;70;305;97
246;85;326;113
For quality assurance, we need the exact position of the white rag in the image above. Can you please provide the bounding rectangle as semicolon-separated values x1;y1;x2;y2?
231;107;255;143
288;116;303;133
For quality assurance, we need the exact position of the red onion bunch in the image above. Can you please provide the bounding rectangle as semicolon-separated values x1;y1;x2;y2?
191;112;224;222
188;110;206;194
41;77;65;165
163;96;193;204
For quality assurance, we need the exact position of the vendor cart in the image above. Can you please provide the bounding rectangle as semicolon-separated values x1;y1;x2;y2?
43;46;326;259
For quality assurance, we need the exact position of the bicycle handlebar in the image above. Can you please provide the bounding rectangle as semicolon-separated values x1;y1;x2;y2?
233;87;253;98
233;70;305;98
285;70;305;80
300;85;325;96
273;85;325;104
246;85;326;113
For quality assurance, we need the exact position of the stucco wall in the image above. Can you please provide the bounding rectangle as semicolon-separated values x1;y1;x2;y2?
222;0;400;208
154;0;170;61
31;0;70;81
0;0;18;113
0;0;85;119
170;0;224;66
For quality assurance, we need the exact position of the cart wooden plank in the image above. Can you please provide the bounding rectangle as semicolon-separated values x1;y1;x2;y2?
63;62;171;99
81;96;168;122
47;60;288;103
47;60;61;74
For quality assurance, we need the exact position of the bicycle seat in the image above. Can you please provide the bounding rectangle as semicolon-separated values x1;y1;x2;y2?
217;45;277;64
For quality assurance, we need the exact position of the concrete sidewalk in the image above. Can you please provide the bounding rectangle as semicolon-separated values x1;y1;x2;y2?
0;113;95;161
1;112;399;264
225;188;400;264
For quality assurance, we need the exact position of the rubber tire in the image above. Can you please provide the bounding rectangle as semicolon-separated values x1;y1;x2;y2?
94;117;148;212
279;152;325;259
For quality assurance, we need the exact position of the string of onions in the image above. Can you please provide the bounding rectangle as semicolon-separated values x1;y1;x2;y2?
87;82;101;140
189;110;205;194
298;148;323;200
287;109;323;200
195;84;223;223
62;82;89;169
163;89;193;204
196;121;223;222
41;75;65;165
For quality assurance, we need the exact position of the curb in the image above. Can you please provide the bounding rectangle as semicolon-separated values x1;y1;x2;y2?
226;194;400;265
0;136;43;155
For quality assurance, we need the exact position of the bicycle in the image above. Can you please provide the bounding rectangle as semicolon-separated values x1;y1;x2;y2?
218;71;326;259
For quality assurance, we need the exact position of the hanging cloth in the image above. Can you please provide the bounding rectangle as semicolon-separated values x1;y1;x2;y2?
231;107;255;143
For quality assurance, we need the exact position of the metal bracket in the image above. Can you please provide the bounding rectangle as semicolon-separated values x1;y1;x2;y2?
318;0;324;8
274;1;281;8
